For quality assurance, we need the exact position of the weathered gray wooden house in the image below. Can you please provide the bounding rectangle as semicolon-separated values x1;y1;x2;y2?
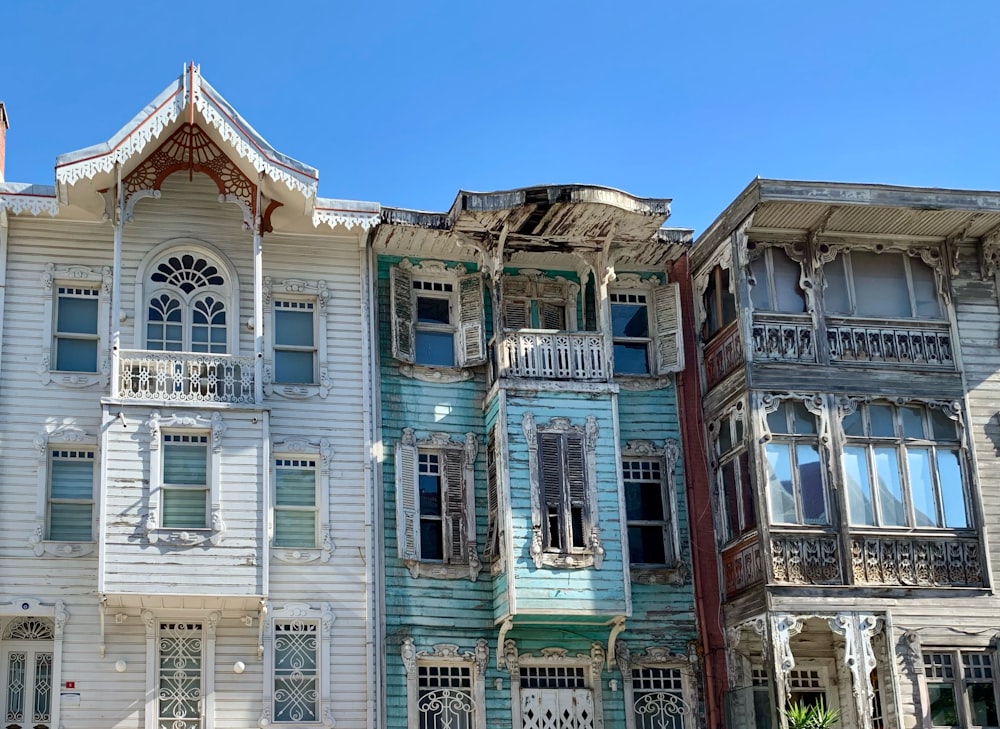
0;66;380;729
690;179;1000;729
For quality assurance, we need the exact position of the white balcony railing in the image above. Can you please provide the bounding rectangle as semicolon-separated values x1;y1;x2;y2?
117;350;257;404
498;330;607;381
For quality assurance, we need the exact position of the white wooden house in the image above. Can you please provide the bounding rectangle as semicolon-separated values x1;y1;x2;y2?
0;65;380;729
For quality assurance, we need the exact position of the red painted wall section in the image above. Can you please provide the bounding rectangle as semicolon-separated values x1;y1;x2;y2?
671;254;730;728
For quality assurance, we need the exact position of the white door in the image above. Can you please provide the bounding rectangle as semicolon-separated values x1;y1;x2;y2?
3;647;53;729
520;688;595;729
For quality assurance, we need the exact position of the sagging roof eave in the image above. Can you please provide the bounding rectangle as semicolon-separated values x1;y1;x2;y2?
53;65;319;199
450;184;672;219
694;178;1000;254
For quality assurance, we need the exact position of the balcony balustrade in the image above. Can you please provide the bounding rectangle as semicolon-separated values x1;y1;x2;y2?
117;350;257;404
827;319;954;368
704;323;743;390
497;330;607;381
750;316;816;363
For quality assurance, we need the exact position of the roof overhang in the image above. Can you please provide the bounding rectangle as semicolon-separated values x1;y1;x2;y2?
694;178;1000;266
371;184;685;269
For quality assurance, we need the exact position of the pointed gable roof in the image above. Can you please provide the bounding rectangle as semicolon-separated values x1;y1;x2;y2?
55;64;318;199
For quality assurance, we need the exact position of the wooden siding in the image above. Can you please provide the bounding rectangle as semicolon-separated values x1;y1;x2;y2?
0;172;371;729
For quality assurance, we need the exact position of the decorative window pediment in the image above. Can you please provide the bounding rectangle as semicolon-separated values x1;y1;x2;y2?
263;277;332;399
271;438;335;564
390;259;485;379
29;423;98;557
39;263;112;389
522;412;603;569
396;429;481;580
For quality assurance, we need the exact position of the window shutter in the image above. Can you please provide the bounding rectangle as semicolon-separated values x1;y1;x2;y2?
503;299;531;330
458;273;486;366
442;448;466;563
539;301;566;330
390;265;415;363
485;427;500;560
652;282;684;375
395;440;420;560
538;433;564;510
564;434;587;507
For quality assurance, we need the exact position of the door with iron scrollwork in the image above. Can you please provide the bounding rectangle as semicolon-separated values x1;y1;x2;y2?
520;689;594;729
2;617;55;729
157;622;204;729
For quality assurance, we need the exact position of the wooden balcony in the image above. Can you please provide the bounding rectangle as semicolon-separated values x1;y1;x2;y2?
703;322;743;390
497;330;607;381
117;350;257;404
750;315;816;363
827;319;954;368
849;532;983;587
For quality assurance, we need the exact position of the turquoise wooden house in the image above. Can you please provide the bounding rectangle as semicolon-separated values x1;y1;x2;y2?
369;186;702;729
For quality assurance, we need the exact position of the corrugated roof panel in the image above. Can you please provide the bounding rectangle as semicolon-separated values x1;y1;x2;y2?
752;202;831;231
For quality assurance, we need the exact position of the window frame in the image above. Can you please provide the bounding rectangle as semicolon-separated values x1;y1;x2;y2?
136;246;238;354
260;602;335;729
522;412;603;570
700;263;738;341
617;644;697;729
823;247;944;321
0;599;67;729
395;429;481;580
271;438;334;564
145;411;226;546
710;402;757;546
39;264;111;388
609;274;685;379
922;649;1000;729
263;278;332;399
500;270;580;332
747;245;808;314
389;258;486;374
759;394;831;528
839;398;971;530
401;638;488;729
30;424;98;558
622;440;684;584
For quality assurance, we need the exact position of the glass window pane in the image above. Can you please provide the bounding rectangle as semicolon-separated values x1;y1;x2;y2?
612;302;648;338
968;682;998;726
415;331;455;366
629;525;667;565
55;338;98;372
739;451;756;531
57;296;98;334
843;408;864;437
275;350;316;384
163;445;207;485
275;309;314;347
420;520;443;561
824;256;851;314
766;405;787;435
49;503;93;541
161;489;207;528
797;444;827;525
937;450;968;528
843;446;875;526
614;342;650;374
274;511;316;547
419;474;441;517
275;469;316;507
911;259;942;319
765;444;796;523
907;448;938;527
869;405;895;437
901;407;925;439
772;250;806;313
874;447;905;526
416;296;450;325
931;409;958;441
625;478;664;522
927;683;959;726
721;461;740;540
791;401;816;434
721;269;737;326
718;422;733;453
749;256;771;310
51;459;93;499
853;252;911;317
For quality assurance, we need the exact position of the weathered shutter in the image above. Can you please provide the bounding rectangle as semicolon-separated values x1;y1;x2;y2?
652;282;684;375
458;273;486;366
390;264;415;363
503;299;531;330
564;432;588;548
539;301;566;330
538;432;564;549
442;448;466;563
485;426;500;561
395;440;420;560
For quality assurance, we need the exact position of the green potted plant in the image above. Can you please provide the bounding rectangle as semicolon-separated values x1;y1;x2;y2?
784;699;840;728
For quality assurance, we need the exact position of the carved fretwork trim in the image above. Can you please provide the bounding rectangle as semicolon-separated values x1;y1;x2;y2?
979;229;1000;280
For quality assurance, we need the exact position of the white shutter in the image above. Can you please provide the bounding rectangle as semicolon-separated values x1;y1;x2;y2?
503;299;531;330
652;282;684;375
390;264;415;363
395;440;420;560
458;273;486;366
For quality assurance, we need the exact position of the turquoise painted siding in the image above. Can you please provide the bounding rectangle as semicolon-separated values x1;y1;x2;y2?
504;391;628;615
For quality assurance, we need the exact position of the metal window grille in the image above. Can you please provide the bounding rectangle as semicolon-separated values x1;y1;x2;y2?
418;664;474;729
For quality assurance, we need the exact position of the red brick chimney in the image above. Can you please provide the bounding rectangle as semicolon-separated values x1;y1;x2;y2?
0;102;8;182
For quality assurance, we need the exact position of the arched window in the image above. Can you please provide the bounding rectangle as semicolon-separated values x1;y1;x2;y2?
143;251;233;353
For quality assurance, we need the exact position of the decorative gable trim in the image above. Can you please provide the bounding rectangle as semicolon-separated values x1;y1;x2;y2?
0;184;60;216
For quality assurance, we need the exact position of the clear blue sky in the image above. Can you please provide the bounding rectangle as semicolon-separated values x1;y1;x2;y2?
3;1;998;233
